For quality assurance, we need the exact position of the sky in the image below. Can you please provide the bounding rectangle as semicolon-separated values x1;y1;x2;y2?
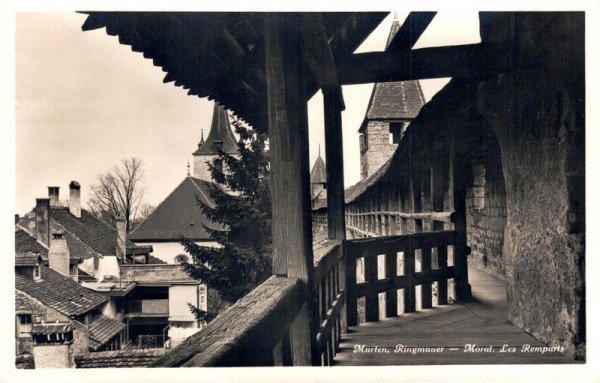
13;11;481;216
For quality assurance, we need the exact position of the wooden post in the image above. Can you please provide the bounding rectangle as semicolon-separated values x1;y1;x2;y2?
323;88;346;241
432;155;448;304
265;13;319;366
448;126;472;303
385;250;398;317
364;254;379;322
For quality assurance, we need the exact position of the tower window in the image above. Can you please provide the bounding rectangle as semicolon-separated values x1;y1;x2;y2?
389;122;405;144
359;132;368;152
213;158;223;173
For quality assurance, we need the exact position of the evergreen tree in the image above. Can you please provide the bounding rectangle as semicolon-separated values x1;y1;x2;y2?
181;119;272;317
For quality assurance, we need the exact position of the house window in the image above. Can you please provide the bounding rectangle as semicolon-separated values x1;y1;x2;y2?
18;314;32;335
33;265;41;281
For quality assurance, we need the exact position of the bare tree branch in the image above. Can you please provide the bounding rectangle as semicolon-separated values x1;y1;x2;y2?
87;157;146;232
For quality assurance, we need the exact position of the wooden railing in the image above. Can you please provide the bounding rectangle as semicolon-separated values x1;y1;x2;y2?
151;225;467;367
345;231;460;325
127;299;169;315
313;240;346;366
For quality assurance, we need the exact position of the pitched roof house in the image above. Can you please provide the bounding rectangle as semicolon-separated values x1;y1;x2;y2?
128;101;233;265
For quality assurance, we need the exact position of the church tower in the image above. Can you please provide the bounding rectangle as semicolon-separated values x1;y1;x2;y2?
192;103;239;181
310;146;327;199
359;17;426;180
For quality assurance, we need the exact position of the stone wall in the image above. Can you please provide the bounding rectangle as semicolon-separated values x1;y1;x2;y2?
361;121;397;180
477;12;585;359
466;135;507;280
33;344;74;368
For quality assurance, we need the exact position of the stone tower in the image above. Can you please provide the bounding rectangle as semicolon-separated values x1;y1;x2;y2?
359;18;426;180
310;147;327;199
192;102;239;181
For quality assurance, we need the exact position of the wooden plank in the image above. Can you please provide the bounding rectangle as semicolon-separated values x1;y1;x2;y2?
316;290;346;347
264;13;318;366
337;43;510;85
151;276;304;367
303;14;341;90
346;231;456;260
314;242;342;285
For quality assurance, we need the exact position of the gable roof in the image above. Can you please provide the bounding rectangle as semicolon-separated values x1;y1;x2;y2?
310;155;327;184
16;265;107;317
128;176;224;242
359;19;426;132
15;227;48;259
15;252;42;267
88;315;127;350
192;103;239;156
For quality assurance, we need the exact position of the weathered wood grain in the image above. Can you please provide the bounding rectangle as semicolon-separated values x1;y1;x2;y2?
151;276;304;367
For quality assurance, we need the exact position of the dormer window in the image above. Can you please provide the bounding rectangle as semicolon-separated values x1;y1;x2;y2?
33;264;41;281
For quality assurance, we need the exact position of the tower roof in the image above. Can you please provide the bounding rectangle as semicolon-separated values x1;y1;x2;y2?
193;103;239;156
310;154;327;184
359;19;426;132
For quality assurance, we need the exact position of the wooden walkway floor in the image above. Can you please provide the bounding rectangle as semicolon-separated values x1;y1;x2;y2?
334;265;577;365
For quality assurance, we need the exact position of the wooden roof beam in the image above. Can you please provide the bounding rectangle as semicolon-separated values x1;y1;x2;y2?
303;14;345;110
337;43;510;85
387;12;436;51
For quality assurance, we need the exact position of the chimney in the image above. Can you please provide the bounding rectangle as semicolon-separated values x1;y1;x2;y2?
49;231;70;277
35;198;50;246
116;217;126;260
69;181;81;218
48;186;60;207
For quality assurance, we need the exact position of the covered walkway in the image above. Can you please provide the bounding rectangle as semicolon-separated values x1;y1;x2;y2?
334;266;576;365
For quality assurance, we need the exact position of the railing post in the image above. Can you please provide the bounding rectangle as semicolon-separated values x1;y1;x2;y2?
385;250;398;317
346;246;358;326
403;239;416;313
265;13;319;366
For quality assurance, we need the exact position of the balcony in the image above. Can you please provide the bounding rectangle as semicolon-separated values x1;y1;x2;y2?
126;299;169;316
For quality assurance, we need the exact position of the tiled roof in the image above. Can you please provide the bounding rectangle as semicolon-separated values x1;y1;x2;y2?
192;103;239;156
310;155;327;184
15;227;48;259
128;177;224;241
32;321;73;335
16;265;107;316
344;155;394;204
75;349;166;368
361;80;425;125
358;20;425;132
120;264;197;285
15;252;42;267
50;208;139;256
18;208;148;259
88;315;126;350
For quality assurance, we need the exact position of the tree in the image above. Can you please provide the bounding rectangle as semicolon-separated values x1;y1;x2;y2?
181;119;272;311
88;157;145;233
